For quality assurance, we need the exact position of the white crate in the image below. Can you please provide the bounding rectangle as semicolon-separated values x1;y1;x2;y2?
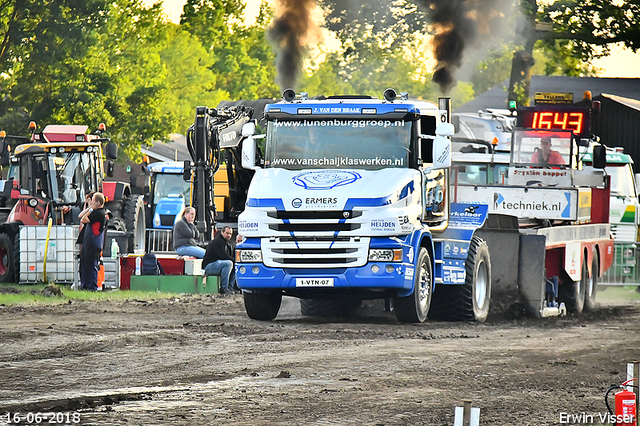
18;225;79;284
102;258;120;290
184;258;203;275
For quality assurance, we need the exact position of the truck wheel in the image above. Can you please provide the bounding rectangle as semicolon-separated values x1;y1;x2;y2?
584;255;598;311
300;299;362;318
464;237;491;322
429;237;491;322
560;256;586;314
123;195;146;254
243;291;282;320
0;234;14;282
394;247;432;323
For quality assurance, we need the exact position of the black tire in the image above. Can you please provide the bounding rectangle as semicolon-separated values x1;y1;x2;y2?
429;237;491;322
243;291;282;320
300;299;362;318
394;247;432;323
123;195;146;254
559;255;586;314
0;233;14;282
584;255;598;311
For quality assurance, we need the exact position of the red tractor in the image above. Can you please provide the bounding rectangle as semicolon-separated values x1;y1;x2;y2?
0;123;145;283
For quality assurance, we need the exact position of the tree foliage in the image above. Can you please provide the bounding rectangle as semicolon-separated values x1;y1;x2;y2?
180;0;279;100
539;0;640;59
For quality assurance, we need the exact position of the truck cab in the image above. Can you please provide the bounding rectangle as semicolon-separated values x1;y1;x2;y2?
235;90;491;323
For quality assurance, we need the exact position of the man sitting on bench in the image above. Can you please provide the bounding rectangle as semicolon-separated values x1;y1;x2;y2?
203;226;239;294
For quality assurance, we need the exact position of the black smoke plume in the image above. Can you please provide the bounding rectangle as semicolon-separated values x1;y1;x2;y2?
415;0;516;94
415;0;476;93
269;0;319;91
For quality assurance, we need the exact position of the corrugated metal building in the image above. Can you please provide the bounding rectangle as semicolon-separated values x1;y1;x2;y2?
593;94;640;172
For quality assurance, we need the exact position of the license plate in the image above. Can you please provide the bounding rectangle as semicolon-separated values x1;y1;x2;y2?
295;278;334;287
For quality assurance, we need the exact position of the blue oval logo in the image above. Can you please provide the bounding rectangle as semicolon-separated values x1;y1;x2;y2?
293;170;361;190
292;198;302;208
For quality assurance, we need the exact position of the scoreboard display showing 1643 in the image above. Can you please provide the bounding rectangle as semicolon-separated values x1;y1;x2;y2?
517;106;591;138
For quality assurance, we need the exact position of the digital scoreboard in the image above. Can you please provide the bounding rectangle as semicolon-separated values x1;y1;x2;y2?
517;106;590;138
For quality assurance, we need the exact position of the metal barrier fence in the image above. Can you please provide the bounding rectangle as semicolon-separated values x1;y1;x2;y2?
146;229;174;253
600;243;640;285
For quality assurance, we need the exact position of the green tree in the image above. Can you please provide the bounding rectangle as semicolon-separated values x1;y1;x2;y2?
180;0;279;101
0;0;219;160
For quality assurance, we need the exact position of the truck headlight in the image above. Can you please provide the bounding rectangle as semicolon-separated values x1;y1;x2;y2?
368;249;403;262
236;249;262;262
153;213;160;227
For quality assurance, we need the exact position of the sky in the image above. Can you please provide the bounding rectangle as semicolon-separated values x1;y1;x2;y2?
143;0;640;79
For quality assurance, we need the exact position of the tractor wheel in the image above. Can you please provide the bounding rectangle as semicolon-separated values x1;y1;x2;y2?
560;256;586;314
429;237;491;322
584;255;598;312
394;247;432;323
0;233;15;282
300;299;362;318
243;291;282;321
123;195;146;254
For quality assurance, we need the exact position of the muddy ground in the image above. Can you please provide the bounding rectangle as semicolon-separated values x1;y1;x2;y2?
0;291;639;426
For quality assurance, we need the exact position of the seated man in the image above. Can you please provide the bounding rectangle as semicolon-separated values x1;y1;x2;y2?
531;137;566;165
202;226;238;294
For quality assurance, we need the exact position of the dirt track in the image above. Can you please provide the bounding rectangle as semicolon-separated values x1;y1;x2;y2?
0;292;639;426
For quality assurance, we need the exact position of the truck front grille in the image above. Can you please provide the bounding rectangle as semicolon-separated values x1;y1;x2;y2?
159;215;175;227
269;223;361;232
262;237;369;268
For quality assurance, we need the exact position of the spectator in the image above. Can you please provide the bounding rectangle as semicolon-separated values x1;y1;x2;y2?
173;206;205;258
79;192;106;291
202;226;239;295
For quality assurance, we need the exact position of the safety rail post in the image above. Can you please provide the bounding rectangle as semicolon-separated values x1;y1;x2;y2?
453;399;479;426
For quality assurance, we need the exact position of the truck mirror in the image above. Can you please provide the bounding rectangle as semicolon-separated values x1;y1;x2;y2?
106;160;115;177
106;142;118;159
432;135;451;170
183;160;191;181
242;122;256;137
435;122;455;137
592;145;606;169
242;137;261;170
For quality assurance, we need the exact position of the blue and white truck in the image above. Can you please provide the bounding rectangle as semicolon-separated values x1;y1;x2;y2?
235;89;495;322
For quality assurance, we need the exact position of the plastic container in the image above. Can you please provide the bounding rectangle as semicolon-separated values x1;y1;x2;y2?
19;225;79;283
111;239;119;258
135;255;141;275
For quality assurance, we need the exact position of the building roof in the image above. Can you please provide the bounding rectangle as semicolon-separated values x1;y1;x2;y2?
142;133;190;163
600;93;640;112
455;76;640;113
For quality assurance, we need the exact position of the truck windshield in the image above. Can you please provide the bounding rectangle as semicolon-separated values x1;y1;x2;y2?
511;129;572;167
48;152;87;204
153;174;191;204
264;119;411;170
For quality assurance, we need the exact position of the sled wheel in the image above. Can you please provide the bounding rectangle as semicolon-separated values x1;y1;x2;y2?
584;255;598;311
394;247;432;323
560;255;586;314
